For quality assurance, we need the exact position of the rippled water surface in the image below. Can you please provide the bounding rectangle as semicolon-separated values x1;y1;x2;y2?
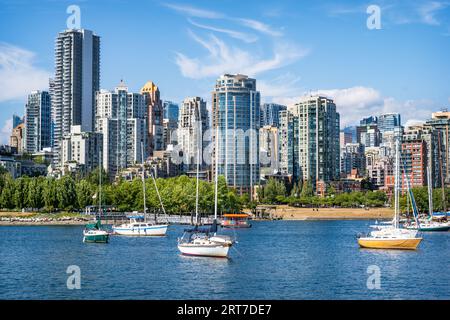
0;220;449;299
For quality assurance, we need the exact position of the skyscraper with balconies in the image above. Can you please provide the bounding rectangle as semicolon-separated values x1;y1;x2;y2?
52;29;100;165
260;103;287;127
95;81;147;177
212;74;260;195
288;96;340;191
378;113;401;134
24;91;51;153
141;81;164;154
177;97;209;171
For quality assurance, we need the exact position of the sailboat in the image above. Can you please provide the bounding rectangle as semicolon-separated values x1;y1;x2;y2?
177;122;234;258
83;150;110;243
357;138;423;250
112;143;168;236
404;165;450;232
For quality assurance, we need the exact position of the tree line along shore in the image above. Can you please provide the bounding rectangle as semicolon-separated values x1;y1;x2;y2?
0;169;448;219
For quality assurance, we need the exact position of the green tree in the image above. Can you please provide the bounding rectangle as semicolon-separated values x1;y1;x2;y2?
27;177;43;210
76;180;93;209
13;177;29;209
43;178;58;211
56;175;77;210
0;174;15;209
300;180;314;198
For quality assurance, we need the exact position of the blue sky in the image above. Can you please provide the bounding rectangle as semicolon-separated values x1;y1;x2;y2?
1;0;449;143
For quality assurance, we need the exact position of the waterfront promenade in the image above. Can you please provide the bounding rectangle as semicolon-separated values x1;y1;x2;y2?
0;207;394;225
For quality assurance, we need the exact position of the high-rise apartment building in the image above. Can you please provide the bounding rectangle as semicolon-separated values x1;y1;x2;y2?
10;123;25;154
61;125;102;175
95;81;147;177
259;125;279;174
163;101;179;123
378;113;401;134
141;81;164;154
278;110;298;179
289;96;340;191
340;131;353;147
357;124;381;147
212;74;260;195
177;97;209;171
403;124;441;188
340;143;365;177
24;91;51;153
360;116;377;126
426;110;450;184
260;103;287;127
52;29;100;165
401;139;427;189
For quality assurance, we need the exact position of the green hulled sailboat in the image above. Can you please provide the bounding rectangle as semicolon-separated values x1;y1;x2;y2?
83;148;110;244
83;220;109;243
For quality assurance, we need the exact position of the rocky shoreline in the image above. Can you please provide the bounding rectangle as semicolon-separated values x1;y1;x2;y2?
0;216;91;225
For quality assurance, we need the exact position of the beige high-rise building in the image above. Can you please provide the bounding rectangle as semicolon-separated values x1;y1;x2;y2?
141;81;164;155
10;123;25;154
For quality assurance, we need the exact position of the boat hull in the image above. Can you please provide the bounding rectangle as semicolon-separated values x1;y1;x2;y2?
112;224;168;236
221;224;252;228
358;237;422;250
83;233;109;243
177;243;230;258
405;224;450;232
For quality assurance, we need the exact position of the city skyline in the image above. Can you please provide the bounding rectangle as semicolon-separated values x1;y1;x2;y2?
1;0;450;144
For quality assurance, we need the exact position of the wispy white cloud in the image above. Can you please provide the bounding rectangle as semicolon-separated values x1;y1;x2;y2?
234;18;283;37
0;43;50;102
175;31;308;79
418;1;448;25
0;119;12;144
188;19;258;43
164;2;283;36
258;73;304;101
270;86;439;128
162;3;224;19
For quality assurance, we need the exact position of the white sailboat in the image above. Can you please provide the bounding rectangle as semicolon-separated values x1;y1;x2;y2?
112;143;168;236
177;121;234;258
404;165;450;232
357;138;423;250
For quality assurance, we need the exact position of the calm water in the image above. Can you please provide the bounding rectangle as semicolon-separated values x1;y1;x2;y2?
0;220;449;300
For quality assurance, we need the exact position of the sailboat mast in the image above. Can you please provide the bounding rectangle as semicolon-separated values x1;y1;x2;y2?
195;106;202;226
394;138;400;229
150;167;167;222
427;165;433;217
141;142;147;223
214;126;219;221
437;130;447;213
99;149;102;218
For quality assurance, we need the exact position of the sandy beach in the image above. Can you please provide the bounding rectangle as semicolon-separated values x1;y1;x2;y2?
248;205;394;220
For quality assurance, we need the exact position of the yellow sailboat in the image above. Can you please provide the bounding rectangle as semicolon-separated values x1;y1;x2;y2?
357;138;422;250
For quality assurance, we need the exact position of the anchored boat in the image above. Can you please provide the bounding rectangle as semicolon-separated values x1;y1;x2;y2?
404;164;450;232
113;215;168;236
83;149;109;244
357;138;423;250
221;213;252;228
83;220;110;243
113;143;168;236
178;124;234;258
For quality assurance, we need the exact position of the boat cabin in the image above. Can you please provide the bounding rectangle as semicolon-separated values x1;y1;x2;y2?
221;214;252;228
